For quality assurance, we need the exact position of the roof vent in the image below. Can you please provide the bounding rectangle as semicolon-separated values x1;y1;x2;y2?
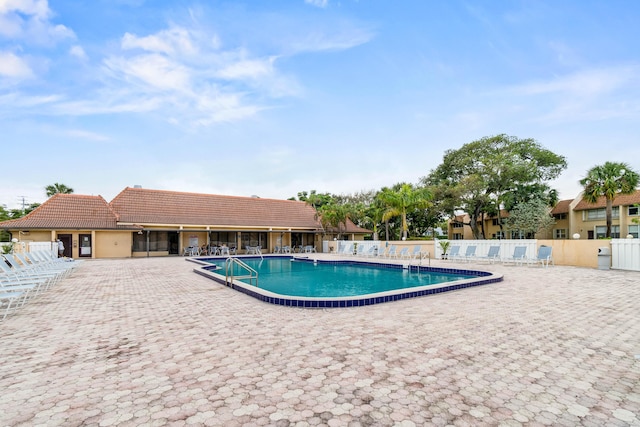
251;195;260;198
134;185;142;188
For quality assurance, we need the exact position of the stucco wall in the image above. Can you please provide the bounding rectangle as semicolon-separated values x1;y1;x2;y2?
95;232;134;258
394;239;610;269
12;230;52;243
538;239;608;269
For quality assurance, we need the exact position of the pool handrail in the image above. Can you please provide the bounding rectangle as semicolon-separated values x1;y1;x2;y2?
224;257;258;287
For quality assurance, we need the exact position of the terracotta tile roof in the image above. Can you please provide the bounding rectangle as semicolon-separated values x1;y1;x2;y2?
109;187;323;230
324;218;371;234
0;194;135;230
480;210;510;221
551;199;572;215
573;189;640;211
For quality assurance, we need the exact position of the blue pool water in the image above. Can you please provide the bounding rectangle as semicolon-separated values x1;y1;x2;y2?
205;257;475;298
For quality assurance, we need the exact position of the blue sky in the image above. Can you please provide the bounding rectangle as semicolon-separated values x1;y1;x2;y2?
2;0;640;210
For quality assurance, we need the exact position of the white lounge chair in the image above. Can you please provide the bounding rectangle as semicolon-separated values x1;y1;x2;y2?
17;253;70;278
359;246;376;257
410;245;425;260
1;287;31;320
446;245;461;260
1;272;46;297
366;246;378;257
2;254;60;286
475;245;500;263
386;245;397;258
397;247;410;259
353;245;366;256
503;246;528;266
32;250;81;269
338;243;353;256
532;246;553;267
462;245;477;262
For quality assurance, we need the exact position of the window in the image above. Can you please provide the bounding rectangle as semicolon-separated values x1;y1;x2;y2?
452;222;464;228
629;206;639;216
491;231;505;239
209;232;237;248
491;218;504;226
553;213;567;220
453;233;463;240
510;230;534;239
595;225;620;238
241;232;267;249
132;231;169;252
611;225;620;238
291;232;315;247
586;207;619;220
628;225;639;238
554;229;567;239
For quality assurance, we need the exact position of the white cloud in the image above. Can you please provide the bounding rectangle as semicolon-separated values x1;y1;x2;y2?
65;129;110;142
289;28;374;53
104;53;191;92
0;51;34;78
492;65;640;124
0;92;63;112
121;27;197;55
192;90;264;125
0;0;50;19
69;45;87;60
216;57;276;80
52;94;162;115
0;11;21;37
1;6;370;129
511;66;639;97
98;26;296;125
305;0;328;8
0;0;74;44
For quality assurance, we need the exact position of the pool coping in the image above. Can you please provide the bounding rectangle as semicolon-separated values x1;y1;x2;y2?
189;255;504;308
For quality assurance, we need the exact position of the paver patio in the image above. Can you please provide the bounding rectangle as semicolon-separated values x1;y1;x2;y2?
1;256;639;426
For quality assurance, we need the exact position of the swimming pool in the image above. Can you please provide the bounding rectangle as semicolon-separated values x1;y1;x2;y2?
192;256;503;308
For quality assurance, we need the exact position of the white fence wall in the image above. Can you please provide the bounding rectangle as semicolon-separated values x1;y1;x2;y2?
0;241;57;258
611;239;640;271
337;241;381;255
434;239;538;261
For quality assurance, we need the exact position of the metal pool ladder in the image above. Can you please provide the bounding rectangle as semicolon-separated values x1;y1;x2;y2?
224;257;258;287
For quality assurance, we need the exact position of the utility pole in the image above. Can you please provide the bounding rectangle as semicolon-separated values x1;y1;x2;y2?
18;196;27;216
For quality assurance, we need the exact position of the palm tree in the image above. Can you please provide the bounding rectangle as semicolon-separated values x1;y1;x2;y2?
380;183;432;240
363;204;384;241
580;162;639;238
45;183;74;197
318;202;350;240
376;187;395;240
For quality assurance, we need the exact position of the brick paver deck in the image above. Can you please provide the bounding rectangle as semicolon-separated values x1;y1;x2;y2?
1;256;639;426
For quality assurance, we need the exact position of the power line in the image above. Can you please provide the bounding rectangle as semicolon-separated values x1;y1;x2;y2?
17;196;27;214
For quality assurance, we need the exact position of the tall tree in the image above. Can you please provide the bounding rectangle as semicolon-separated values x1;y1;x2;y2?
45;183;74;197
318;201;351;239
579;162;640;238
380;183;432;240
504;198;556;238
363;203;385;241
423;134;567;239
375;187;397;240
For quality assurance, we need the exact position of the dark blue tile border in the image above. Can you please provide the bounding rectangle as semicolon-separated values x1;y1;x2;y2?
191;255;503;308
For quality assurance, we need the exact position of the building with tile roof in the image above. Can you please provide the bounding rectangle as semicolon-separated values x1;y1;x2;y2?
569;190;640;239
0;187;371;258
447;189;640;240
